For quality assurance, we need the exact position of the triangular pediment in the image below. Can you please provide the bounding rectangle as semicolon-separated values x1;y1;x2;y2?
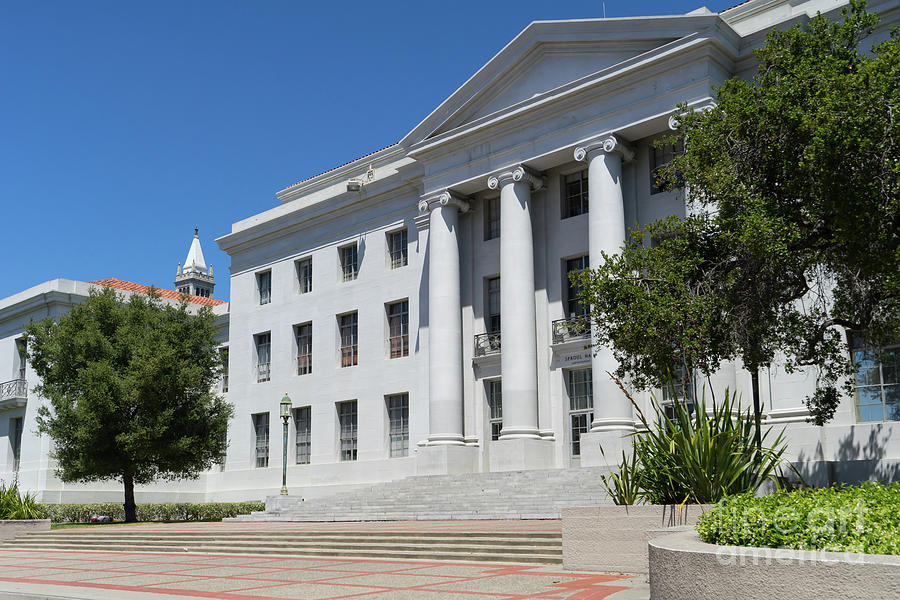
401;14;722;148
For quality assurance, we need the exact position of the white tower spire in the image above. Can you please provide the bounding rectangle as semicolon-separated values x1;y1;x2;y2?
183;227;208;275
174;228;215;299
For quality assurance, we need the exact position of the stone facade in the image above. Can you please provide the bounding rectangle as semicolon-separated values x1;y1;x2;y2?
1;0;899;502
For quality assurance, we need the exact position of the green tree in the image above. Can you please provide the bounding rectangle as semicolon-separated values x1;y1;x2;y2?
25;288;233;522
580;1;899;428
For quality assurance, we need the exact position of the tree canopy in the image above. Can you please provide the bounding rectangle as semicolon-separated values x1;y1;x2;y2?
579;0;899;425
25;287;233;522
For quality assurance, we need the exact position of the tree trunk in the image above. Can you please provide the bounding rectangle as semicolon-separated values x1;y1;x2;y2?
750;369;762;450
123;471;137;523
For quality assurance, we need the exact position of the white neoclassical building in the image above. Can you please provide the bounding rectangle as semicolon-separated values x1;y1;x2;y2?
2;0;899;502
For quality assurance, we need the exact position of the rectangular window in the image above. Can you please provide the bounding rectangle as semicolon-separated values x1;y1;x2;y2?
339;312;358;367
387;394;409;457
15;339;26;381
255;333;271;382
387;300;409;358
387;229;408;269
340;243;359;282
853;345;900;422
220;347;229;393
486;277;501;334
338;401;358;461
296;257;312;294
650;139;684;194
565;256;589;318
10;417;23;472
563;170;589;218
252;413;269;468
567;369;593;457
484;197;500;240
486;380;502;441
295;323;312;375
257;271;272;305
294;406;311;465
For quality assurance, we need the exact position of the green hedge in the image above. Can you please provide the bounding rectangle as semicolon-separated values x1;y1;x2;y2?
697;482;900;555
42;502;264;523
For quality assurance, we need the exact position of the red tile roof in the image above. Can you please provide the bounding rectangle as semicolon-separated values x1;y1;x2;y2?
89;278;227;307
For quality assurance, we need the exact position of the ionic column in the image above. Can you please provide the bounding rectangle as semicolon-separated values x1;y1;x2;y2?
487;166;544;439
574;135;636;433
419;191;469;445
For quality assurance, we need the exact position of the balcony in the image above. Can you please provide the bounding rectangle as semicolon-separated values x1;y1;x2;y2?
0;379;27;411
552;317;590;345
474;332;501;357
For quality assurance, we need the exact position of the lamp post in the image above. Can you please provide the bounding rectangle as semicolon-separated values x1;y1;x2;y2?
279;393;292;496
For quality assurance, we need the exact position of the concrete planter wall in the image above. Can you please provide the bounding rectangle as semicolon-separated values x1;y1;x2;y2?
0;519;50;542
649;529;900;599
562;505;710;574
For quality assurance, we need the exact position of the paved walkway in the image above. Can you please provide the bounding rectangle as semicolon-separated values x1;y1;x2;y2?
41;520;564;533
0;548;646;600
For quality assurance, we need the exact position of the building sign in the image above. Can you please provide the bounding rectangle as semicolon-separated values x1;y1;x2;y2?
551;350;591;370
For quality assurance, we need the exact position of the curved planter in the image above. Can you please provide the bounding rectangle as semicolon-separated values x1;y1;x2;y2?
0;519;50;542
649;529;900;599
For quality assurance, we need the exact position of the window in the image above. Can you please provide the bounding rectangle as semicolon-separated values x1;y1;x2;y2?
387;394;409;457
294;406;311;465
257;271;272;305
486;277;501;334
650;139;684;194
255;333;271;382
563;170;589;218
567;369;593;456
340;243;359;282
339;312;358;367
565;256;589;318
659;365;696;420
15;339;26;381
387;229;408;269
295;323;312;375
10;417;23;472
252;413;269;468
178;286;189;295
484;197;500;240
853;345;900;422
220;347;229;393
486;380;502;441
387;300;409;358
296;257;312;294
338;401;358;461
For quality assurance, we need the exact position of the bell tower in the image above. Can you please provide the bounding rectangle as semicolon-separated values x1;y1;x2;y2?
175;228;215;298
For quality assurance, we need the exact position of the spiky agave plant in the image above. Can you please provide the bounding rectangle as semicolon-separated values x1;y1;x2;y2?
0;482;47;520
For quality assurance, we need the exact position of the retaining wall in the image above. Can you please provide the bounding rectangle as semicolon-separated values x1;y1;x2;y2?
0;519;50;542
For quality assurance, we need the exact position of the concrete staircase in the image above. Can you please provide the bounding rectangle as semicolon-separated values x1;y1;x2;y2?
236;466;613;522
6;529;564;564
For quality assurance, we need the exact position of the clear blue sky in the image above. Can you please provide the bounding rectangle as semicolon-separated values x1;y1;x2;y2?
1;0;735;301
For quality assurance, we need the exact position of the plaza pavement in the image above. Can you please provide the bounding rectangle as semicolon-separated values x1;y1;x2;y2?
0;520;649;600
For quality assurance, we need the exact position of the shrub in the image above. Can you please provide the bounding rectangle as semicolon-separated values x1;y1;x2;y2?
697;482;900;555
601;386;789;505
0;482;48;520
41;502;264;523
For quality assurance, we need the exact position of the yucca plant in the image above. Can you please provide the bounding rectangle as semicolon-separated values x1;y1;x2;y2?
601;383;791;505
0;482;47;520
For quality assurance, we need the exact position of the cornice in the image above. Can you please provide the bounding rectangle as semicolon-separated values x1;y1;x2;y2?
417;190;471;215
487;165;544;191
573;134;634;162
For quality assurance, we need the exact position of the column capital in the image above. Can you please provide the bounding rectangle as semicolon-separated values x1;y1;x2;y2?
487;165;544;192
418;190;470;215
573;134;634;163
668;100;717;130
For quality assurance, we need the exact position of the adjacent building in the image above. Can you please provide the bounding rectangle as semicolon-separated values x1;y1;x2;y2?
2;0;898;502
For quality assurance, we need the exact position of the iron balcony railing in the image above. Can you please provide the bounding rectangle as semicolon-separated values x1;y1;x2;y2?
0;379;27;402
552;317;590;344
474;332;502;357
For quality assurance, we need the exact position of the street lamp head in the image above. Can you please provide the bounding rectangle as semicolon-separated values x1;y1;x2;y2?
280;393;292;419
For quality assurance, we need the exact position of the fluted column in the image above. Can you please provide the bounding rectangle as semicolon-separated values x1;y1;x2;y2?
574;134;636;433
487;166;544;439
419;191;469;445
